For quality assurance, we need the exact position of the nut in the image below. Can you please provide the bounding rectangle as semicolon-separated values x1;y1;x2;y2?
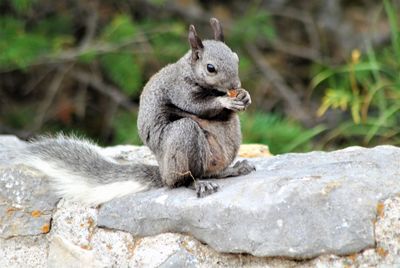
227;89;238;98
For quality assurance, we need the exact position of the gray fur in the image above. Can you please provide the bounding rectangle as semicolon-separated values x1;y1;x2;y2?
18;18;254;203
138;19;254;194
27;135;162;187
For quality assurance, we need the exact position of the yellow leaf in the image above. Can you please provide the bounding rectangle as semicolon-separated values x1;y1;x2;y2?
351;49;361;64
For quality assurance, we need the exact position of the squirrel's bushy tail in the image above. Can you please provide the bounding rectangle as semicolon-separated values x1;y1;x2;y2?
20;135;163;205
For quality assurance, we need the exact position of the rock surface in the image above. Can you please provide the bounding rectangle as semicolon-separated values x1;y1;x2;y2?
0;166;58;239
0;135;59;238
98;145;400;258
2;196;400;267
237;143;272;158
1;135;400;267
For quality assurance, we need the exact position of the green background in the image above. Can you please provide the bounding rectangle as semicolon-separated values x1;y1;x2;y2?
1;0;399;154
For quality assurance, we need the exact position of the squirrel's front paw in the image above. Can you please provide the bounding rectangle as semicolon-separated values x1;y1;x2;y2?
219;88;252;111
235;88;252;108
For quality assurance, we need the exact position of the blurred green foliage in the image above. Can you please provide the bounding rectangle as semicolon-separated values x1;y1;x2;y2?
100;52;142;95
98;15;142;94
0;16;48;68
313;0;400;148
113;111;142;145
230;9;276;44
1;0;400;154
240;113;325;153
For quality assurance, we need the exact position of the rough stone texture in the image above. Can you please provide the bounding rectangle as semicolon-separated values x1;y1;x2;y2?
237;144;272;158
0;135;59;239
129;233;197;267
128;232;297;268
0;235;49;268
360;195;400;267
47;200;136;268
99;145;400;258
0;166;59;239
1;135;400;267
297;195;400;267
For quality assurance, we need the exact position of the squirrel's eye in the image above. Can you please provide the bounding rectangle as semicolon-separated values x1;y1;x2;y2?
207;64;216;73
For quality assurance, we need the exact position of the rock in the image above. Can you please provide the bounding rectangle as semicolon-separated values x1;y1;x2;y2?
48;235;99;268
129;233;198;267
0;136;59;239
128;232;296;268
0;165;59;238
48;199;98;248
361;195;400;266
2;135;400;265
157;249;198;268
238;144;272;158
47;200;136;268
90;229;135;267
98;145;400;258
297;195;400;267
0;235;48;267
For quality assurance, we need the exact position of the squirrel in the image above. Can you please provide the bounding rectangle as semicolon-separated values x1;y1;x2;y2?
14;18;255;205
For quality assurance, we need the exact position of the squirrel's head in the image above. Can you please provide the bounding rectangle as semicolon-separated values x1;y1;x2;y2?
188;18;241;93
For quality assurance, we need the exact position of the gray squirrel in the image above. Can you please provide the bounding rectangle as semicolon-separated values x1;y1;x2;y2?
16;18;255;205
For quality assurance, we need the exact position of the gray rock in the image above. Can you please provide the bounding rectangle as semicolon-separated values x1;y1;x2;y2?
0;136;59;238
0;165;59;238
2;134;400;263
299;195;400;267
98;145;400;259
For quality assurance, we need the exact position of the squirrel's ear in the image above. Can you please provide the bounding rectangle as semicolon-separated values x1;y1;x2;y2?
188;25;204;61
210;18;224;42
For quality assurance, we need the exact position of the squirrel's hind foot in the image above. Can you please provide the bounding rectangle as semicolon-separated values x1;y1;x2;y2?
195;181;219;198
210;160;256;179
232;160;256;176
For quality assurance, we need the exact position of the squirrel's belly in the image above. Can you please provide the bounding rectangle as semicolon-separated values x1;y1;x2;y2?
204;132;231;174
192;117;240;175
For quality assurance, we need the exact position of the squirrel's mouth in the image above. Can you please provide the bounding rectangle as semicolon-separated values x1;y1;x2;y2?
215;87;240;97
214;87;228;94
211;88;227;97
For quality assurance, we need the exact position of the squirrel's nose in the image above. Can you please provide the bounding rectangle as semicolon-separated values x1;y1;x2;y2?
231;80;241;89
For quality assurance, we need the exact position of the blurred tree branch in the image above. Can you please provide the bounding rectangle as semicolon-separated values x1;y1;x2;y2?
68;69;137;110
245;43;313;126
32;64;74;131
78;1;99;50
0;38;151;74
